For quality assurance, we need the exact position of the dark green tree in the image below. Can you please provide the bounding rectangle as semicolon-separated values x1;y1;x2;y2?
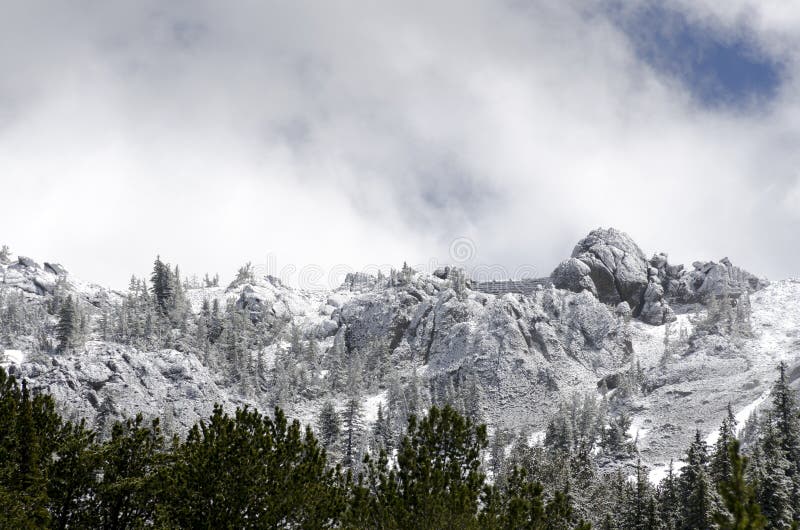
757;414;795;528
714;439;766;530
164;405;345;528
93;414;166;529
712;403;739;486
318;400;341;453
771;362;800;509
56;295;76;353
679;431;716;530
364;405;488;529
150;256;174;315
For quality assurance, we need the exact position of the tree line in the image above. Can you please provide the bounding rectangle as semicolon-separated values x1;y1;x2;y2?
1;365;588;529
3;363;800;528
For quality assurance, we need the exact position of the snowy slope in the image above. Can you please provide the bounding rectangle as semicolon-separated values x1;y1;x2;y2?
632;280;800;480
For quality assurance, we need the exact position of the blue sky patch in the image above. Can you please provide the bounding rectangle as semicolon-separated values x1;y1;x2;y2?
608;3;782;108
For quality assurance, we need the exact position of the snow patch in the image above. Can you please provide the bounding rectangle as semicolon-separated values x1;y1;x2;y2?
363;391;388;423
528;430;545;446
627;417;649;442
705;389;771;447
1;349;24;366
649;461;686;485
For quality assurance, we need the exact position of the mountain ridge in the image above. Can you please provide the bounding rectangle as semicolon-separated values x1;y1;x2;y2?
0;228;795;479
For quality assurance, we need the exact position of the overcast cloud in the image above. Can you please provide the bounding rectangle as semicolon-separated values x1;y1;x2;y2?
1;0;799;288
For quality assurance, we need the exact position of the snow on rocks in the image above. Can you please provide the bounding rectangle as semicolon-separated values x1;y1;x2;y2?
363;391;389;423
632;280;800;479
14;342;256;436
1;349;24;367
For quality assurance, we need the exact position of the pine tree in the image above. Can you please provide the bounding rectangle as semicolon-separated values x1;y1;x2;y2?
659;460;681;529
712;403;739;486
372;403;393;454
771;362;800;509
318;400;341;453
342;397;363;469
714;439;766;530
150;256;174;316
364;405;488;529
93;414;166;528
758;413;795;527
14;381;50;525
47;420;99;529
624;460;657;530
165;405;345;528
56;295;76;353
679;431;716;530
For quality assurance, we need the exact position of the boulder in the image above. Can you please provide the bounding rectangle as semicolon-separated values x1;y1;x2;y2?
551;258;597;296
639;280;676;325
16;256;38;269
615;302;632;319
44;262;68;277
566;228;649;310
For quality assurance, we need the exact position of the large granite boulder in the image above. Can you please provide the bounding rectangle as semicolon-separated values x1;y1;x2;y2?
554;228;649;312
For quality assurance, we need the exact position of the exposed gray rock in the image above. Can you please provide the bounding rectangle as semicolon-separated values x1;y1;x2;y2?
639;281;676;325
567;228;649;311
648;253;768;305
615;302;632;319
16;256;38;269
44;262;68;277
551;258;597;296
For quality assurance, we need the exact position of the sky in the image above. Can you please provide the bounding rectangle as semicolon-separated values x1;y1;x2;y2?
1;0;799;290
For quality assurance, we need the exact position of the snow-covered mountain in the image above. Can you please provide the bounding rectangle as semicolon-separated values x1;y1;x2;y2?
1;228;797;476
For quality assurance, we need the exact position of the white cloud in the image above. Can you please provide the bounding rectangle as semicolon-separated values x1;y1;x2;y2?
0;0;798;287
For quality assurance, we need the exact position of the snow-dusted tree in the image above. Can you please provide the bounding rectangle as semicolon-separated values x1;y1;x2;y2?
489;428;513;480
679;431;716;530
341;397;363;469
0;245;10;264
714;439;766;530
150;256;174;316
757;412;796;526
623;460;658;530
602;412;633;456
771;362;800;502
371;403;393;454
658;460;680;529
229;262;254;288
459;371;482;423
711;404;738;486
317;400;341;453
56;295;76;353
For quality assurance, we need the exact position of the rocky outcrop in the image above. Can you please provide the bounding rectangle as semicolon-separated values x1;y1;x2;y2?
552;229;768;325
639;280;676;325
552;258;597;296
10;344;252;436
647;253;768;305
551;228;649;315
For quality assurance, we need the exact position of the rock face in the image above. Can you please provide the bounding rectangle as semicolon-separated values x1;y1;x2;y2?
648;254;769;305
639;280;675;325
552;229;768;325
553;228;649;312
